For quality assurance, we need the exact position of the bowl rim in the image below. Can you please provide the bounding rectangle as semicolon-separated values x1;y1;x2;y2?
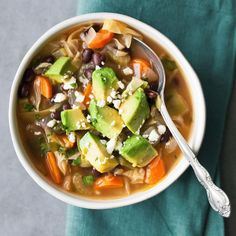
9;12;206;209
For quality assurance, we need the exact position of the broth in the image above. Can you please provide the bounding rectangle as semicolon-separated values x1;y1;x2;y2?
17;20;192;199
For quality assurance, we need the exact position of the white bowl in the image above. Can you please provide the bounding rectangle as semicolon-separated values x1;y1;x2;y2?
9;13;206;209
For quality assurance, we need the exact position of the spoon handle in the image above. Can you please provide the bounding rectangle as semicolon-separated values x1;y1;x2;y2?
160;103;231;217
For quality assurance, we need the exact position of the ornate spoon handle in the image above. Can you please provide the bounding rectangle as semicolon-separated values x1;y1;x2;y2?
160;103;231;217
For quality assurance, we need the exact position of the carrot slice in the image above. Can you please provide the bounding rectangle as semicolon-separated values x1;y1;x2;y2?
131;59;150;75
46;152;62;184
94;175;124;191
88;29;114;49
36;76;53;99
145;156;166;184
83;83;92;108
58;134;75;149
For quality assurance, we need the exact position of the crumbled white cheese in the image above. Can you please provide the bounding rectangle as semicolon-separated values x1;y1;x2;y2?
89;94;94;99
107;96;113;103
95;65;101;70
142;134;149;138
81;122;86;128
111;121;116;127
113;99;121;109
123;67;133;75
97;99;106;107
148;129;160;143
47;119;57;128
63;76;77;90
119;109;123;115
76;121;81;129
158;125;166;135
75;91;85;103
53;93;67;103
86;115;91;123
79;76;89;86
100;139;107;145
68;132;76;143
110;89;117;99
106;138;117;154
34;131;41;135
101;61;105;66
118;81;125;89
72;104;79;109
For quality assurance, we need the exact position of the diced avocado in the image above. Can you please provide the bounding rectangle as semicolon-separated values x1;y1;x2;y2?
166;89;189;116
79;132;118;173
88;99;123;139
92;67;119;101
61;108;90;131
120;88;150;133
120;135;157;167
44;57;75;83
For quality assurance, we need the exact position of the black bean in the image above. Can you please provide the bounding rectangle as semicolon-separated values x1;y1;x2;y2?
91;168;102;178
160;128;172;143
18;83;30;98
82;48;94;63
62;103;71;111
50;111;61;120
149;81;158;91
41;55;55;64
84;68;94;80
92;52;106;66
145;89;157;100
22;68;35;83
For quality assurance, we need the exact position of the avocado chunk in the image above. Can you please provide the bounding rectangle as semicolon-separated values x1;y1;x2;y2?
79;132;118;173
88;99;123;139
120;88;150;133
120;135;157;167
61;108;90;131
92;67;119;101
44;57;75;83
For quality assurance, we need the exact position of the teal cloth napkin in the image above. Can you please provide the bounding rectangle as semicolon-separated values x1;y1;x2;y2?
66;1;236;235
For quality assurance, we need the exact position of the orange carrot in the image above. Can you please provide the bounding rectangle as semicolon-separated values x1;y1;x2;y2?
36;76;53;99
83;83;92;108
46;152;62;184
58;134;75;149
145;156;166;184
88;29;114;49
94;175;124;191
131;58;150;75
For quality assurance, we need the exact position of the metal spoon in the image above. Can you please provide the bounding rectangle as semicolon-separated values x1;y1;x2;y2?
132;38;231;217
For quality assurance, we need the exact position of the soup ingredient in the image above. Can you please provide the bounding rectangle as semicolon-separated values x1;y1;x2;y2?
79;132;118;173
92;67;118;101
92;52;106;66
120;88;150;133
73;173;93;195
82;48;94;63
82;83;92;107
58;134;75;149
82;175;94;186
145;156;166;184
23;103;34;112
72;157;81;166
46;152;62;184
161;57;177;71
114;168;145;184
88;29;114;49
131;58;150;76
93;174;123;191
102;19;141;38
44;57;74;83
89;99;124;139
120;135;157;167
35;76;53;99
61;108;90;131
18;83;30;98
166;90;189;116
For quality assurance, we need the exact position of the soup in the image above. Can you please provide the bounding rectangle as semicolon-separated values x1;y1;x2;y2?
17;19;192;198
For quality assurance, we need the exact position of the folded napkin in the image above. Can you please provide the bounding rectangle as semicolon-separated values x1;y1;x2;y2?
66;1;236;235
